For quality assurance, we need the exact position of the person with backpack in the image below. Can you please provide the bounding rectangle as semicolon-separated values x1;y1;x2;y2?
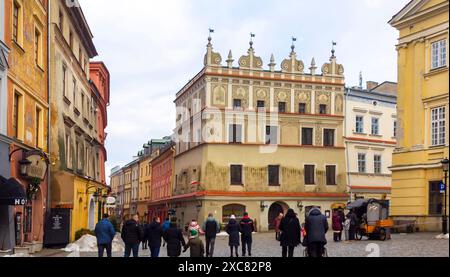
279;209;301;257
239;212;255;257
225;215;240;257
202;213;220;257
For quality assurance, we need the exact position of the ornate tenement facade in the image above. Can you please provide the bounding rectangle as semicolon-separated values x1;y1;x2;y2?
389;0;449;231
172;36;348;231
48;1;108;241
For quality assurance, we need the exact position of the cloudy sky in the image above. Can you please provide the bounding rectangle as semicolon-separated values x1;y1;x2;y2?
78;0;410;180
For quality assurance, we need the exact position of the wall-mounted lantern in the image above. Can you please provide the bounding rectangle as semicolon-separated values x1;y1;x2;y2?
297;201;304;211
260;201;268;211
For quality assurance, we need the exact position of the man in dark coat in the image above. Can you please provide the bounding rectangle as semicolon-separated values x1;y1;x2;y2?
145;217;164;257
202;213;220;257
225;215;240;257
94;214;116;257
239;212;255;257
121;214;144;257
348;209;358;240
279;209;301;257
163;221;186;257
304;207;329;257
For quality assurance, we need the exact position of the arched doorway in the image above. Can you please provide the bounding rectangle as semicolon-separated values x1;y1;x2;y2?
268;202;289;230
88;199;95;230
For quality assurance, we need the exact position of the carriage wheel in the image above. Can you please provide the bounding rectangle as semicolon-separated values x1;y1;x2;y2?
379;228;387;241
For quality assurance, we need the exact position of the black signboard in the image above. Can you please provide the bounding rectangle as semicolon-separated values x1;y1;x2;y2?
44;209;71;247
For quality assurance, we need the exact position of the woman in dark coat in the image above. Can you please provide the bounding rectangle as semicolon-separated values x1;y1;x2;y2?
225;215;240;257
163;222;186;257
332;211;343;242
279;209;301;257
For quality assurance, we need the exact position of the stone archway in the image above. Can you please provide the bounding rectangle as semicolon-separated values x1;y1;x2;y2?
268;202;289;230
88;199;95;230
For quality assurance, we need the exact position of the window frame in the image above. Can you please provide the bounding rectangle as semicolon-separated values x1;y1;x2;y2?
265;125;278;145
12;0;23;46
358;153;366;173
278;101;286;113
374;154;382;175
299;103;306;114
301;127;313;146
268;165;280;186
431;106;446;146
431;39;447;70
319;104;327;115
371;117;379;135
355;115;364;133
325;165;337;186
228;124;243;143
230;164;243;186
323;129;335;147
304;164;316;185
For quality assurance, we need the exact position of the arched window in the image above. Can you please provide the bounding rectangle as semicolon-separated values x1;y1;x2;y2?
222;204;246;223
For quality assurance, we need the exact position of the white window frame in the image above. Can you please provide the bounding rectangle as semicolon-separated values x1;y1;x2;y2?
431;39;447;70
431;107;446;146
355;115;364;133
371;117;379;135
374;154;382;174
358;153;366;173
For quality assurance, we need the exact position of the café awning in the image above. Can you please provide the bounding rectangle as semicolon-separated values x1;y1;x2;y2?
0;176;27;206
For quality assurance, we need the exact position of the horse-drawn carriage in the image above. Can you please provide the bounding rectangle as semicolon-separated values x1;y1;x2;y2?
347;198;393;241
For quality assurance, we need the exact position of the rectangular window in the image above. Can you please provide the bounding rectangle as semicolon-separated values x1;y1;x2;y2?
323;129;335;147
326;165;336;185
393;120;397;138
59;10;64;31
81;94;85;115
265;126;278;145
233;99;242;110
278;102;286;113
429;182;444;215
302;128;313;146
35;29;41;66
69;30;73;50
304;165;315;185
72;79;77;106
371;117;379;135
65;133;72;169
268;165;280;186
35;107;42;148
431;107;446;146
13;92;21;139
355;116;364;133
374;155;382;174
319;104;327;115
257;100;265;110
62;65;67;96
230;165;242;185
13;2;20;43
358;153;366;173
431;40;447;69
299;103;306;114
229;124;242;143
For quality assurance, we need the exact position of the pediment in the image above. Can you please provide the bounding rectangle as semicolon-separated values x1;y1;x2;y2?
389;0;447;26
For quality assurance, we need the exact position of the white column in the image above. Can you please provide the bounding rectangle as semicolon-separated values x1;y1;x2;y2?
331;91;335;115
290;89;295;113
249;82;254;110
270;87;275;113
311;90;316;114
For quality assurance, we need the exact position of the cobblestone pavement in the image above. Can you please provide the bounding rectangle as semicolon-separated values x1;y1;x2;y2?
28;232;448;258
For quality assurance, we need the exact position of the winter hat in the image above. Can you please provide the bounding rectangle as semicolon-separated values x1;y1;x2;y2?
190;229;198;238
230;215;236;220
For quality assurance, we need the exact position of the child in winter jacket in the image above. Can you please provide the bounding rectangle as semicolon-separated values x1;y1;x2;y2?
183;229;205;257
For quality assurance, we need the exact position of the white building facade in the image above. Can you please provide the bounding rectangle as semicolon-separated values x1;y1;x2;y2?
344;82;397;200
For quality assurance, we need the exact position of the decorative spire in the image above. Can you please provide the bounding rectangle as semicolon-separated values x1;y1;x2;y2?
204;28;222;67
309;57;317;75
331;41;337;59
269;54;276;72
238;33;263;70
249;33;255;49
207;28;214;47
291;37;297;54
359;71;363;88
226;50;234;68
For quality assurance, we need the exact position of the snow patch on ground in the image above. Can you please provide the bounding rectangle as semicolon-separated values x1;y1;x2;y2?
3;253;31;257
435;233;449;239
62;233;125;254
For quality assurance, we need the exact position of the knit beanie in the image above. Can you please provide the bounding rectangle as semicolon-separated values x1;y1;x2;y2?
190;229;198;238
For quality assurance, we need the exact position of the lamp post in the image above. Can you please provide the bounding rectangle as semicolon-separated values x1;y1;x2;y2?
441;158;449;235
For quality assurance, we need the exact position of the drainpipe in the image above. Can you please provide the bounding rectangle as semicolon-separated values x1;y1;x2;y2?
46;0;52;212
344;88;352;203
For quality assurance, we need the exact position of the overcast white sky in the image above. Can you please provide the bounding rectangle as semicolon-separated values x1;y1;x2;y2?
78;0;409;179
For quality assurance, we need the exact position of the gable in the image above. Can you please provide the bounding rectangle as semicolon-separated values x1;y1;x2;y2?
389;0;448;26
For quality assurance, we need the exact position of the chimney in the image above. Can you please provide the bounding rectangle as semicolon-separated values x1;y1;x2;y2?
366;81;379;91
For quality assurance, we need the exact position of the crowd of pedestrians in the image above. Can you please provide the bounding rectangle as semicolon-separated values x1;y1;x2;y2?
93;207;360;258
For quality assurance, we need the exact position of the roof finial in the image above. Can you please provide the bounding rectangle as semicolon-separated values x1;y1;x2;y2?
227;50;234;68
291;36;297;53
331;41;337;58
249;32;255;49
207;28;214;46
310;57;317;75
269;54;276;72
359;71;363;88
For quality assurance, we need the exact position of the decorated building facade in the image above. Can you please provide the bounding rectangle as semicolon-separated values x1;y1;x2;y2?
172;36;349;231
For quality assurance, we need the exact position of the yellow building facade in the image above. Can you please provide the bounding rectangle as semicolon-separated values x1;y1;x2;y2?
389;0;449;231
48;1;107;241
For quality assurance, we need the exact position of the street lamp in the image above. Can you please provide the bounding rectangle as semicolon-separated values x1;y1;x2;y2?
441;158;449;235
